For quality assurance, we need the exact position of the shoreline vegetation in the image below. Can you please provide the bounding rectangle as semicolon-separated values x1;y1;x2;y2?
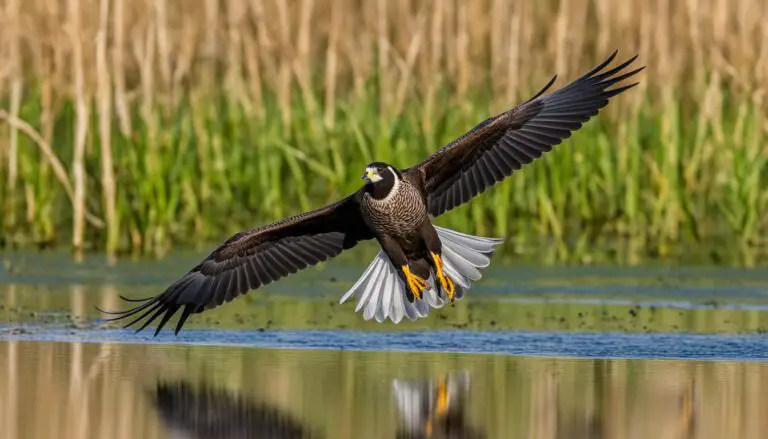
0;0;766;264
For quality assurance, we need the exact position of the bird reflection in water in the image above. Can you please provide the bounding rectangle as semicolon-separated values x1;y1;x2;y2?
151;381;319;439
392;371;485;439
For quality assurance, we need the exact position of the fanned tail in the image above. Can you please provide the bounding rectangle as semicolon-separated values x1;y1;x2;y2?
338;226;504;323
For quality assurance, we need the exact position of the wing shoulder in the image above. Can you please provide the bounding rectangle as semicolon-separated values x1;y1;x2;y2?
210;192;366;262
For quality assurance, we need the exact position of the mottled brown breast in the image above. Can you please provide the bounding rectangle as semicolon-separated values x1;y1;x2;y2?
360;177;428;240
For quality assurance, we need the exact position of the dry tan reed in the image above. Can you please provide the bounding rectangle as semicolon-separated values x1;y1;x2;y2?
0;0;766;260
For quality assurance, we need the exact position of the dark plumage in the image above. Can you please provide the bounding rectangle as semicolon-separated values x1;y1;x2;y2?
98;51;643;334
151;381;319;439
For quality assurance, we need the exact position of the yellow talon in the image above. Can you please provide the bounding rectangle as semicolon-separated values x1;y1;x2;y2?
431;252;455;302
434;376;450;417
402;265;427;300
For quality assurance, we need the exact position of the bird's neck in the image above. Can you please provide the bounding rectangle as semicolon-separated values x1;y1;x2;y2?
367;174;399;200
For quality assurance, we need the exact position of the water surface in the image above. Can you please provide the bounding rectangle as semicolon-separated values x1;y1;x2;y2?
4;251;768;334
3;251;768;439
3;339;768;439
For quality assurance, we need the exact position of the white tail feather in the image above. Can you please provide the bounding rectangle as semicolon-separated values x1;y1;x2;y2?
339;226;504;323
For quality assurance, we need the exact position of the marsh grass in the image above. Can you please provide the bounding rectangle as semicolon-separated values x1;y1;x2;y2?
0;0;767;263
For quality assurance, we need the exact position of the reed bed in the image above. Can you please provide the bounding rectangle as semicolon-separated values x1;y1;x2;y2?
0;0;766;262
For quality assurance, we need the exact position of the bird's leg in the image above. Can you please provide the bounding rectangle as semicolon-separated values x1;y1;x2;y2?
378;235;425;302
401;265;427;301
430;251;455;302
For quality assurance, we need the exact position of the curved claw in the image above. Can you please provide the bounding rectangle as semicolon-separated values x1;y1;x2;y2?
401;265;427;301
431;252;455;302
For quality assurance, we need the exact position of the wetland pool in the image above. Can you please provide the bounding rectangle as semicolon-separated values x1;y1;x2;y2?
2;251;768;438
2;339;768;439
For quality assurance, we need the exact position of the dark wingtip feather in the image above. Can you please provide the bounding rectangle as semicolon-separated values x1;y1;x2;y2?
118;294;156;302
94;299;153;316
125;301;164;329
135;305;169;333
97;297;159;322
604;66;646;87
95;290;175;333
94;304;121;315
605;82;641;98
582;49;619;79
174;306;195;335
595;62;645;90
154;305;182;337
524;74;558;104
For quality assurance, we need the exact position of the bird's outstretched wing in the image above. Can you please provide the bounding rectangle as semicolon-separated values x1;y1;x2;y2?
152;381;317;438
407;50;644;217
99;192;373;335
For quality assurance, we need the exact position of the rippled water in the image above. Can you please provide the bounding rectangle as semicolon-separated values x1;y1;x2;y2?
3;251;768;438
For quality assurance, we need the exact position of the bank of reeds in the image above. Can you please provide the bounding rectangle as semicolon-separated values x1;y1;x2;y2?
0;0;766;262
